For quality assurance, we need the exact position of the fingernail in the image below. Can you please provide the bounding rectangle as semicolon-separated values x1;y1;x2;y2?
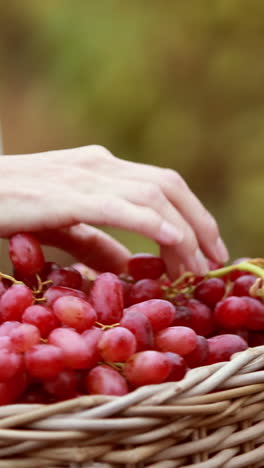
215;238;229;263
159;222;184;245
195;249;209;275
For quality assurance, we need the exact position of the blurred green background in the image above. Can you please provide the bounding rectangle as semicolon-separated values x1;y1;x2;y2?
0;1;264;262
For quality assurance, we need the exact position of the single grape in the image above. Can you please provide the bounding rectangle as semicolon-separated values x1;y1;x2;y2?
47;267;82;290
194;278;225;307
98;327;136;362
172;305;192;326
216;327;249;342
9;233;45;276
44;286;88;307
0;321;20;337
52;295;97;332
119;278;133;307
85;365;128;396
244;297;264;330
70;263;94;295
44;369;78;400
206;334;248;364
124;351;171;386
82;327;104;368
155;326;198;356
9;323;41;352
90;273;123;325
164;352;187;381
0;284;33;322
184;335;209;368
120;310;154;351
39;262;60;280
0;282;7;298
214;296;249;329
124;299;174;332
0;372;28;405
25;344;64;380
0;349;23;381
0;336;13;351
126;279;162;306
127;254;166;281
183;299;214;337
48;328;95;369
232;275;257;297
22;305;59;338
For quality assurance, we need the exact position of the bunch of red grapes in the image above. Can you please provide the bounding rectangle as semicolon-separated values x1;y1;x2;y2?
0;233;263;405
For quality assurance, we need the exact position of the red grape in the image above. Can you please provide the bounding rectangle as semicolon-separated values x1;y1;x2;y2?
165;352;187;381
214;296;249;329
206;334;248;364
44;369;78;400
124;351;171;386
173;299;214;337
120;278;133;307
39;261;60;280
244;297;264;330
48;328;95;369
184;335;209;368
52;295;97;332
155;326;198;356
120;310;154;351
126;279;162;306
233;275;257;297
9;233;45;276
0;282;7;298
85;365;128;396
0;284;33;322
48;267;82;289
127;254;166;281
194;278;225;307
25;344;64;380
81;327;104;368
0;372;27;405
0;349;23;381
186;299;214;337
124;299;174;332
0;336;12;350
0;321;20;337
9;323;40;352
98;327;136;362
44;286;88;307
22;305;59;338
90;273;123;325
172;305;192;326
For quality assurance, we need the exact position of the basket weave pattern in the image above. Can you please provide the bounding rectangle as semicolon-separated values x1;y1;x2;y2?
1;346;264;468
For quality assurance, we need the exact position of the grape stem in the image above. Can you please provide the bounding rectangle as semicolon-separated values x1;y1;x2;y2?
207;260;264;279
95;322;120;330
0;272;23;285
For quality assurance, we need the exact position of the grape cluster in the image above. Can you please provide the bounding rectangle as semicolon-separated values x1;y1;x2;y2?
0;234;263;404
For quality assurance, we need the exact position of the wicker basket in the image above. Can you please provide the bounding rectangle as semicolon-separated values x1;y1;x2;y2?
1;346;264;468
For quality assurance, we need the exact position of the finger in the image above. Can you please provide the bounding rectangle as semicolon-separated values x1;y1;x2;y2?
74;194;184;248
108;159;229;265
35;224;131;274
113;181;209;275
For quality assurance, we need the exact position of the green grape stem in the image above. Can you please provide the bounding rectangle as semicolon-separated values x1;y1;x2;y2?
206;260;264;280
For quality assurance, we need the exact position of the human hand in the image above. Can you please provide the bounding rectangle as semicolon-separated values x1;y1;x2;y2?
0;146;228;277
